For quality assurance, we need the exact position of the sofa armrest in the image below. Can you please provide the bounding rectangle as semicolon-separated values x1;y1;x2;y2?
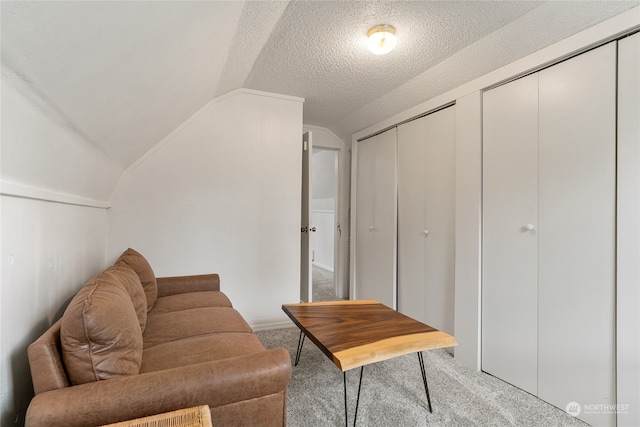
26;348;291;427
156;274;220;296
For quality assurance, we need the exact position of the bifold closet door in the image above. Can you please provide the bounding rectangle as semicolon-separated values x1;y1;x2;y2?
398;106;455;333
355;128;397;308
537;42;616;427
482;72;539;395
483;41;617;427
617;32;640;427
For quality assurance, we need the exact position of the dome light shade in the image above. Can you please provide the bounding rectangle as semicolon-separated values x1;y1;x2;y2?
367;24;397;55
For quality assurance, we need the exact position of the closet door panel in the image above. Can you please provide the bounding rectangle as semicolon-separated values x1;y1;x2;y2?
423;107;456;334
538;42;616;426
482;73;539;395
398;118;427;320
617;32;640;427
373;129;397;308
355;129;397;308
355;137;377;300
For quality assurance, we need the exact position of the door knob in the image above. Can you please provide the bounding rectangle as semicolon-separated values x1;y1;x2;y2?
523;224;535;232
423;230;430;236
310;227;317;232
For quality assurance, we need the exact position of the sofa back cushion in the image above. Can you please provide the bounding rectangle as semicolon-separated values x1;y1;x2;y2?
112;264;148;331
60;267;143;385
115;248;158;311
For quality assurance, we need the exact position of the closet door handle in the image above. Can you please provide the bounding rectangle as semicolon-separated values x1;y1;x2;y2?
523;224;535;232
423;230;430;236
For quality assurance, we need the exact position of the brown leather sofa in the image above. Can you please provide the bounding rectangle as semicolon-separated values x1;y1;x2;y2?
25;248;291;427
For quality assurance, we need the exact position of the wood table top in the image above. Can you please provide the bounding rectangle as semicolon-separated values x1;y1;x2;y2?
282;300;457;371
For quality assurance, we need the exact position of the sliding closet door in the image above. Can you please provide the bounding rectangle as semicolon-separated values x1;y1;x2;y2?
355;128;397;308
537;42;616;427
482;73;539;395
398;106;455;333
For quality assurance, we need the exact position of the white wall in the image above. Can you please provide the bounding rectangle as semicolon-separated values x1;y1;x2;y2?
303;125;350;299
1;74;113;425
0;197;107;425
108;89;303;328
311;148;336;271
311;149;336;208
311;210;334;271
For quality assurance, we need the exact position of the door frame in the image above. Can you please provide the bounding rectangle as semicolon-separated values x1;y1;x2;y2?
303;125;349;301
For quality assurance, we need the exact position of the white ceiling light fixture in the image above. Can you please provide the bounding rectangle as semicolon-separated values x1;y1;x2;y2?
367;24;397;55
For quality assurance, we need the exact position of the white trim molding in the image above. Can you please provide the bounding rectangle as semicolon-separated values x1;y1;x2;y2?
0;180;111;208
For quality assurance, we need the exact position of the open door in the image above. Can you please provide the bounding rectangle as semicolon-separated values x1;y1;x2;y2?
300;131;313;302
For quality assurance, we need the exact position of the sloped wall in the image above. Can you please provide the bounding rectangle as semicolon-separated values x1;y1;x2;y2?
108;90;303;327
1;72;122;204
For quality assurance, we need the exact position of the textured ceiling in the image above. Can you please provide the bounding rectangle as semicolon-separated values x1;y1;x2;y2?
242;1;544;127
2;1;638;168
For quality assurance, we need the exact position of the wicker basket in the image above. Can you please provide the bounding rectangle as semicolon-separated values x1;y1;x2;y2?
101;405;212;427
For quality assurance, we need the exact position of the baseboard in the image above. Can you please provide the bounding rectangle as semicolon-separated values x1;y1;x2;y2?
251;320;296;332
312;262;334;272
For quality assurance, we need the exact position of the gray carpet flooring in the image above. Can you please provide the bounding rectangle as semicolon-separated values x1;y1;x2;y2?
312;264;340;302
256;327;588;427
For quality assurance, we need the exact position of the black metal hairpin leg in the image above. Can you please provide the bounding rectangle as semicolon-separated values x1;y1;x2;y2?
294;330;306;366
417;351;433;413
344;372;348;427
344;366;365;427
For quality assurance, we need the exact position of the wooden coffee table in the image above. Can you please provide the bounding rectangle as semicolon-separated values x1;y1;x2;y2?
282;300;457;426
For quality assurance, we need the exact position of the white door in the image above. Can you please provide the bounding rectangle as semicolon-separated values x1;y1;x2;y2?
355;136;376;301
537;42;616;427
398;116;427;320
422;106;455;334
300;131;313;302
482;72;539;395
355;128;397;308
482;42;617;426
397;106;455;333
617;32;640;427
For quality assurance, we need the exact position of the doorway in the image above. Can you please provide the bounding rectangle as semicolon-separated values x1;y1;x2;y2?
311;147;339;301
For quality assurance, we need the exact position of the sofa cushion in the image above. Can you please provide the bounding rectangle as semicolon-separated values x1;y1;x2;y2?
140;333;266;373
109;264;148;331
115;248;158;311
60;269;143;385
151;291;232;314
143;307;252;348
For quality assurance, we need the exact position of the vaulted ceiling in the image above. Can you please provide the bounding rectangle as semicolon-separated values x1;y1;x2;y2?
2;1;637;169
